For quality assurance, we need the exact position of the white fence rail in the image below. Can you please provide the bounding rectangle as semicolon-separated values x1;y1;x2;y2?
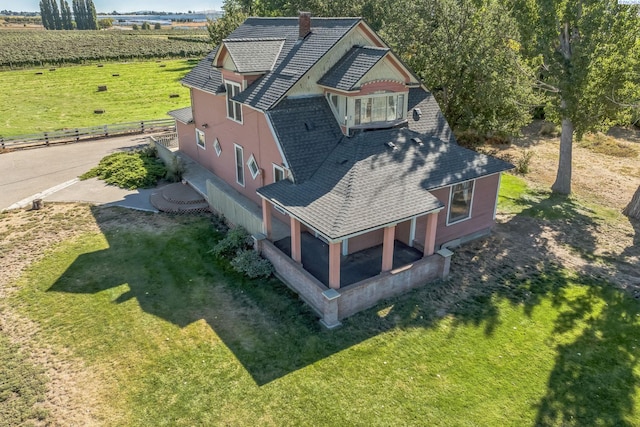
1;119;176;150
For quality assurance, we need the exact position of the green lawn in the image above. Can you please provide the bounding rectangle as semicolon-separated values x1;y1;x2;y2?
0;60;196;137
4;197;640;425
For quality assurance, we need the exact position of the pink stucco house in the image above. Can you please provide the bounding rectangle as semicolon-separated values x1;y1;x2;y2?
169;13;512;327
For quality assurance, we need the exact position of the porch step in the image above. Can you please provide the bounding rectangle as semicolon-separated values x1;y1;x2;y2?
150;182;210;214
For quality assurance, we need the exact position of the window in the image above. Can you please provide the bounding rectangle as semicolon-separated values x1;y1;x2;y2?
196;128;205;149
448;180;474;224
234;144;244;186
213;138;222;156
273;164;286;183
326;93;346;125
247;154;260;179
354;93;405;126
225;81;242;123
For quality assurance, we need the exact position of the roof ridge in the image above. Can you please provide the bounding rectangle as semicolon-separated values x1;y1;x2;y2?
223;37;286;42
330;140;362;234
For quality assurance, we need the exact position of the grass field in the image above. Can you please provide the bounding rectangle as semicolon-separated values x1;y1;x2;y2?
0;60;196;137
1;178;639;425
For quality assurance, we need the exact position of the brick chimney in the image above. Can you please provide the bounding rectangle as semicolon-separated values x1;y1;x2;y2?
299;11;311;39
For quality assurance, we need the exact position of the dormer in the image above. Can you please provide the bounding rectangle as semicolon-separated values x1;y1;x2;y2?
318;46;420;133
213;37;285;85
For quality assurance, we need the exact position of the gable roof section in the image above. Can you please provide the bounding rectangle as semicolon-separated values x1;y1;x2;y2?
318;46;389;91
168;107;193;124
223;38;285;73
181;48;225;94
266;96;343;183
230;17;361;111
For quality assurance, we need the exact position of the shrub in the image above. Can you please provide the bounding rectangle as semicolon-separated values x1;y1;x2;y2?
539;122;559;137
211;226;252;259
154;23;162;30
80;150;166;189
132;24;139;30
165;156;185;183
231;250;274;279
515;150;534;175
455;130;483;149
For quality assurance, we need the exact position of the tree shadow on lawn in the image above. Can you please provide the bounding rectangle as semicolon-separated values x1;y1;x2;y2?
44;201;640;422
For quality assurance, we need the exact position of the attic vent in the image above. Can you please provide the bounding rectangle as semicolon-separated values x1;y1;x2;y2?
411;137;424;146
386;141;398;151
413;108;422;117
304;121;315;131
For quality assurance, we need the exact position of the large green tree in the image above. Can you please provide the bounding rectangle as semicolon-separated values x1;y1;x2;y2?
50;0;62;29
513;0;640;194
60;0;73;30
39;0;54;29
207;1;248;46
381;0;538;136
86;0;97;30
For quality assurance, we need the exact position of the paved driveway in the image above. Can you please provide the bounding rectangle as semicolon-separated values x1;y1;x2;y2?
0;134;158;211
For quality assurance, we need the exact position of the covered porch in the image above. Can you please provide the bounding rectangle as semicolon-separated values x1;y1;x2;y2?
256;198;453;328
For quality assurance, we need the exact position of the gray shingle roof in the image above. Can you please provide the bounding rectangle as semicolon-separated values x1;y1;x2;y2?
258;125;513;240
266;96;343;183
229;17;361;111
318;46;388;91
181;48;225;94
168;107;193;124
407;88;454;141
224;38;284;73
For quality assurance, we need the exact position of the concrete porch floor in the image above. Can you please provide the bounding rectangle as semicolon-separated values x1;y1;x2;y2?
274;232;424;288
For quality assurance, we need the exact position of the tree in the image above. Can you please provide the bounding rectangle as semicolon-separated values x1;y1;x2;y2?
207;0;248;46
381;0;538;136
623;186;640;219
60;0;73;29
39;0;53;29
85;0;97;30
513;0;640;194
98;17;113;29
50;0;62;29
72;0;84;29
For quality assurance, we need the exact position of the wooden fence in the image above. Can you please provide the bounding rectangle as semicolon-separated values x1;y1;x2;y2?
0;119;176;150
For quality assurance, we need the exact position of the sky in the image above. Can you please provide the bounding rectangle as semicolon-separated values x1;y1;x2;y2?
1;0;223;13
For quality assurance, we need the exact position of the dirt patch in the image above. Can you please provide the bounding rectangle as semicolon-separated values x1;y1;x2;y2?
490;121;640;211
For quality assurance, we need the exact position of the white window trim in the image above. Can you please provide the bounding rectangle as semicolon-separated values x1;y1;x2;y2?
213;138;222;156
225;81;243;124
196;128;206;149
351;91;407;127
273;164;286;183
446;179;475;226
234;144;245;187
247;154;260;179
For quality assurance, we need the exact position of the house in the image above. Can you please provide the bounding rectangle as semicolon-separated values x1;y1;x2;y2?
168;13;512;327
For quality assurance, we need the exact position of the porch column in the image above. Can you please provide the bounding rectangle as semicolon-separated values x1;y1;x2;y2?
329;241;341;289
423;212;438;257
261;198;272;239
290;217;301;263
381;225;396;272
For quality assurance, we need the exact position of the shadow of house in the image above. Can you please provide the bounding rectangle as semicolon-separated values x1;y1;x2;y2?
44;194;640;415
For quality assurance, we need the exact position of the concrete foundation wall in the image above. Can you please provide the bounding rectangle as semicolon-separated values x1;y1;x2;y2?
206;179;263;236
336;255;445;319
150;138;177;166
259;237;449;326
